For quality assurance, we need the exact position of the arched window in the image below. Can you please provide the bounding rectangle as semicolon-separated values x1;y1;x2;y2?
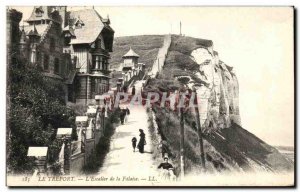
54;58;60;74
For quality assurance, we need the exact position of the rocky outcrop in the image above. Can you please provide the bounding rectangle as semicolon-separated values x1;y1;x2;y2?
188;47;241;131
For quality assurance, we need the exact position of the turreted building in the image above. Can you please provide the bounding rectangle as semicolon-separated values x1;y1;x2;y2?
63;9;114;104
14;6;114;104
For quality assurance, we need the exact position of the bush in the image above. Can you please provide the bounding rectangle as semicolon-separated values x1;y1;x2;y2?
7;58;75;173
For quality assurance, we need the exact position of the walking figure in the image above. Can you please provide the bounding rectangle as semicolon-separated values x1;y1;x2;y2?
137;129;146;153
132;86;136;96
131;137;137;152
125;107;130;123
120;108;126;125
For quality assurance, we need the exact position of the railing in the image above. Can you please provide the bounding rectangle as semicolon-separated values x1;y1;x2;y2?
28;89;116;176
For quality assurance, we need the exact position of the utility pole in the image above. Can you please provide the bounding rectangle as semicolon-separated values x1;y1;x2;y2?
193;87;206;169
179;87;185;180
180;21;182;36
158;58;160;73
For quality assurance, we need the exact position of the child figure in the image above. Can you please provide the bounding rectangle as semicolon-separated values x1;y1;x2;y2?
131;137;137;152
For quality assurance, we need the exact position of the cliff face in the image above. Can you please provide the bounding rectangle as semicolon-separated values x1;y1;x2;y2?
149;35;293;173
159;35;240;131
188;47;241;131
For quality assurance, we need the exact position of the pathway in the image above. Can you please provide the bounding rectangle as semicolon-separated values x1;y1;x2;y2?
149;34;172;78
97;105;159;180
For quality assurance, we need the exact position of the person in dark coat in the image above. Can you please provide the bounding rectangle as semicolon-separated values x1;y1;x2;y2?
132;86;136;96
125;107;130;123
137;129;146;153
123;85;128;93
158;157;173;170
131;137;137;152
157;157;175;180
120;108;126;124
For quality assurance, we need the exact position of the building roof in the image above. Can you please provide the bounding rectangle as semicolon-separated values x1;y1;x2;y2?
25;6;59;23
68;9;114;46
63;25;76;36
122;48;139;58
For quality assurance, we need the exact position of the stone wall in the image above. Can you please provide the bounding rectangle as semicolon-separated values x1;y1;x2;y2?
85;139;96;157
70;153;85;174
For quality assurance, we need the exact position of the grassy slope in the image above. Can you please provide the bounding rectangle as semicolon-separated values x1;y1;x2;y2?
146;35;213;91
110;35;164;70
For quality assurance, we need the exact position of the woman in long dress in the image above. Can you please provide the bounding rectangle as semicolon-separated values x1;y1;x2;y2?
137;129;146;153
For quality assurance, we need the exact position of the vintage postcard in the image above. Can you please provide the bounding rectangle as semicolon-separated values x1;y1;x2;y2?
6;6;294;187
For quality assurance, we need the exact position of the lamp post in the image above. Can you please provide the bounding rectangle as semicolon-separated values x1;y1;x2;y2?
178;86;186;180
56;128;72;175
193;87;206;170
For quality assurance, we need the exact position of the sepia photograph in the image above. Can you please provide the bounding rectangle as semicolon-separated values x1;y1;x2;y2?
5;5;294;187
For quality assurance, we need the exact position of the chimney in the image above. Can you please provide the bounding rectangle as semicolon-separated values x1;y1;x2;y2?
57;6;67;29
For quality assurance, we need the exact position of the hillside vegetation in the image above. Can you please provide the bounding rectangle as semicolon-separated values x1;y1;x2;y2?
110;35;164;70
146;35;214;90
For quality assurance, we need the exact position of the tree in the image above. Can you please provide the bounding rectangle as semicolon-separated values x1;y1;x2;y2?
7;56;76;173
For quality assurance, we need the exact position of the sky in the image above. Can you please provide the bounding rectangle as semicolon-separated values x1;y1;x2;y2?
10;6;294;146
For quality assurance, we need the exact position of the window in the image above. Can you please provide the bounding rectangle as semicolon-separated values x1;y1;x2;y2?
92;55;102;70
50;37;55;51
54;58;60;74
64;33;71;46
43;55;49;71
75;19;85;29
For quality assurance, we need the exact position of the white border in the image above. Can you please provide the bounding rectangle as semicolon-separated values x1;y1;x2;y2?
1;0;298;191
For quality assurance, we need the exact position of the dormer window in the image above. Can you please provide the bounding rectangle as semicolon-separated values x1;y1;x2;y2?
75;19;85;29
35;7;44;17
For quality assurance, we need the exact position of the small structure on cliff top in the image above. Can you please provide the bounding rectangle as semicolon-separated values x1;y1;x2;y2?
121;47;145;82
